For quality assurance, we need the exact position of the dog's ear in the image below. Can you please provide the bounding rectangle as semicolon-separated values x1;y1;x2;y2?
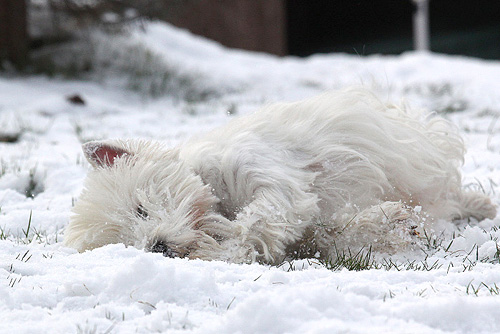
82;141;131;168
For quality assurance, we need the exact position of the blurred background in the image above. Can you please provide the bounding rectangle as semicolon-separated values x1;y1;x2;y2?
1;0;500;72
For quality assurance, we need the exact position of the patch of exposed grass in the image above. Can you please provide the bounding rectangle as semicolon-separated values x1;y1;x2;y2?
280;223;500;273
0;225;7;240
0;133;21;143
0;211;59;246
321;245;377;271
466;281;500;296
0;164;45;198
25;167;43;198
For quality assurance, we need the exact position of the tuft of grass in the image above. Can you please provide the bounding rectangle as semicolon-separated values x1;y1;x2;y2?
0;211;59;246
321;245;377;271
22;211;32;239
226;103;238;116
15;249;32;263
0;162;45;199
72;120;99;145
440;100;468;113
76;322;98;334
379;257;442;271
226;297;236;311
42;252;54;259
0;159;21;177
466;281;500;296
493;243;500;264
285;218;500;272
280;221;500;273
0;225;6;240
0;114;23;144
74;123;84;142
6;250;34;288
420;229;446;253
383;290;396;302
403;82;469;113
0;133;21;143
8;275;22;288
25;166;44;198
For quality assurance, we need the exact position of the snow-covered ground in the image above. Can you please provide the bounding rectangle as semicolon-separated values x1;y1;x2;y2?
2;22;500;333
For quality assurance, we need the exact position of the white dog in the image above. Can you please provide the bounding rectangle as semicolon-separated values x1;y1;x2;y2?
65;88;496;264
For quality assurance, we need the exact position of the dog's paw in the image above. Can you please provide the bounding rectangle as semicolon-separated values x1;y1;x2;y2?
379;201;421;233
460;192;497;221
361;201;423;253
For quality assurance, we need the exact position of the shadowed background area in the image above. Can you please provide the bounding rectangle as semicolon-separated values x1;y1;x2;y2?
1;0;500;71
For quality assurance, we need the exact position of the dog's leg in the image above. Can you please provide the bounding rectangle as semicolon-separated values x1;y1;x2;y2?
423;191;496;222
329;201;422;255
221;188;320;264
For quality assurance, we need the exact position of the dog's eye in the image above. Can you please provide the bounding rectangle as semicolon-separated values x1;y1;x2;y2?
136;205;149;219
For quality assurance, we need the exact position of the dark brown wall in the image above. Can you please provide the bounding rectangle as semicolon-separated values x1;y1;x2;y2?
0;0;28;68
166;0;287;56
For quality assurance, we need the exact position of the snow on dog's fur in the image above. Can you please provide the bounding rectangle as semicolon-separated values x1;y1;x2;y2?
65;88;496;264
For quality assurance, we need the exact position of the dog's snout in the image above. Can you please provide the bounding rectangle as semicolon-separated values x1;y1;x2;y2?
150;240;177;258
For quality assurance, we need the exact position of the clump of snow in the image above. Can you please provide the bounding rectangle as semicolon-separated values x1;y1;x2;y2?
1;21;500;333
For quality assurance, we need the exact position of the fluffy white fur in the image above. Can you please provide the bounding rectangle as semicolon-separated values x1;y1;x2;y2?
65;88;496;264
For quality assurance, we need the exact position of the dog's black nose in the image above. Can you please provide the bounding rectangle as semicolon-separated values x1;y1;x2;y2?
150;241;177;258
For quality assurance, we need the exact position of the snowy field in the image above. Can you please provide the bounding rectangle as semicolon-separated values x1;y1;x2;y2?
2;22;500;333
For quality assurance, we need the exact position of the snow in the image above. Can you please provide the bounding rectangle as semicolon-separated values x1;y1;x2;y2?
2;21;500;333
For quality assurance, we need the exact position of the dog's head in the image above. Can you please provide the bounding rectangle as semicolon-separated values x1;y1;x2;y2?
65;139;222;258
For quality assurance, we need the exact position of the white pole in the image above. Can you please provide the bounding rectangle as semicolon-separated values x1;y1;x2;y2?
412;0;430;51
